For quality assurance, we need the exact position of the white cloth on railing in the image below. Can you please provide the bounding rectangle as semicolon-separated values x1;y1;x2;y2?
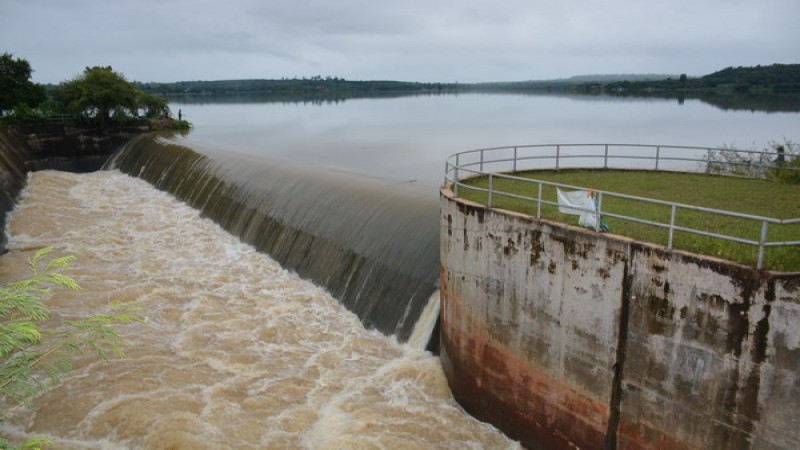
557;188;599;229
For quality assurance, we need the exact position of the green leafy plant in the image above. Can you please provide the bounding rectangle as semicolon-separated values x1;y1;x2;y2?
0;247;141;449
767;140;800;184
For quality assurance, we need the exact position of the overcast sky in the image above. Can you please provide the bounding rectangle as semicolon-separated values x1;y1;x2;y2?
2;0;798;84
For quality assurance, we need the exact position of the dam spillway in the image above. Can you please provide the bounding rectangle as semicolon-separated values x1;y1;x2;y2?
106;133;441;344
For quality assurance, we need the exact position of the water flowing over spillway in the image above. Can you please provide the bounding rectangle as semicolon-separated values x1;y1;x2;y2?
0;169;519;449
106;133;440;344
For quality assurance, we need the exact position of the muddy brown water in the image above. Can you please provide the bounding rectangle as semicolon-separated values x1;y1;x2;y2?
0;170;519;449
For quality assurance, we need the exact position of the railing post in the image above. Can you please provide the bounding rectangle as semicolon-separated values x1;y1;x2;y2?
655;146;661;171
480;149;485;172
513;146;518;172
668;204;676;249
556;145;561;170
595;192;603;231
705;148;712;174
757;221;768;269
604;145;609;169
454;154;460;197
537;182;543;218
487;174;494;208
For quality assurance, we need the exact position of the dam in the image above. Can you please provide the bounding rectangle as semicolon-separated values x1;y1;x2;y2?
105;133;441;344
2;124;799;449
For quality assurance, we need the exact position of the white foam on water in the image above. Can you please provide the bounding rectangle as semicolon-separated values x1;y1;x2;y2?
0;170;520;450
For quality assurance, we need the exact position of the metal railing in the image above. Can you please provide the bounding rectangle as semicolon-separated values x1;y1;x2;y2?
444;144;800;270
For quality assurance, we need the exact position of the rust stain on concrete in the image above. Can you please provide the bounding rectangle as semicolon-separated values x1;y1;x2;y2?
440;275;609;449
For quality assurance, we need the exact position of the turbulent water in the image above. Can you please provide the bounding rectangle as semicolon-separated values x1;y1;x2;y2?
107;135;440;343
0;170;519;449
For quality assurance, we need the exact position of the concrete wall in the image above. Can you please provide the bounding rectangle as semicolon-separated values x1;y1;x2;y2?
439;187;800;450
0;126;32;252
12;123;146;172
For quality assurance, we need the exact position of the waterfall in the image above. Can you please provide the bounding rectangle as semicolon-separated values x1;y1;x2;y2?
106;133;440;344
407;290;441;351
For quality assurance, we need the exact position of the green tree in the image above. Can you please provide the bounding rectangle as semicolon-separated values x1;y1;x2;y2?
0;53;46;116
53;66;138;126
138;92;169;119
0;247;141;449
53;66;170;126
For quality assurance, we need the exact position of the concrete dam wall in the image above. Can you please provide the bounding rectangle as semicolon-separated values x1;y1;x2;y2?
439;186;800;449
0;127;31;252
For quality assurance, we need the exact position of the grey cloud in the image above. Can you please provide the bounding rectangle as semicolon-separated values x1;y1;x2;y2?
1;0;797;83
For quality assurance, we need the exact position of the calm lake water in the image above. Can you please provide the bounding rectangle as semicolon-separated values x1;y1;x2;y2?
171;92;800;189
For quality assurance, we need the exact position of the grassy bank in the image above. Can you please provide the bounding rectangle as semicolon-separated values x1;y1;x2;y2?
457;170;800;272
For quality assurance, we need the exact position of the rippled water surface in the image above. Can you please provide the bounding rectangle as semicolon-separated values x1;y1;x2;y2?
0;170;520;449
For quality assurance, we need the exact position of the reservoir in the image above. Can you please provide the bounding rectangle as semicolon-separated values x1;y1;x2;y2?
173;92;799;188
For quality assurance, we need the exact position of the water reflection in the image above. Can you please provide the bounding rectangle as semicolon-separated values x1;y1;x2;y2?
170;92;799;188
605;91;800;113
168;90;800;113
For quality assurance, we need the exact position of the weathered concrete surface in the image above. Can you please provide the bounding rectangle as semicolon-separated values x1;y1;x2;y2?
0;126;32;252
439;187;800;450
12;123;147;172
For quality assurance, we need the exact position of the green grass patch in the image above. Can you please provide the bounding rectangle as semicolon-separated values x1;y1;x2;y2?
458;169;800;272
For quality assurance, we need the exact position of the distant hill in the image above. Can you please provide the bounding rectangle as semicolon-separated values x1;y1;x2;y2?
700;64;800;90
563;74;677;82
133;64;799;98
605;63;800;94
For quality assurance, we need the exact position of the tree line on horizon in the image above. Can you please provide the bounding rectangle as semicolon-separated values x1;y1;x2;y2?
135;77;460;96
135;64;799;97
136;74;667;96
